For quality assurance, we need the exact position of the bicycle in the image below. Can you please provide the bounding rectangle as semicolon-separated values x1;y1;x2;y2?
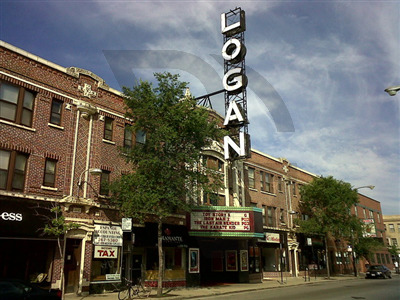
118;277;151;299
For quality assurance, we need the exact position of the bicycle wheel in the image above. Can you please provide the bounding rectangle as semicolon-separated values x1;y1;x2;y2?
138;285;151;298
118;288;130;300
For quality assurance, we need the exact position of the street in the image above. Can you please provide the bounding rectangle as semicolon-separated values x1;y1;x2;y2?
194;277;400;300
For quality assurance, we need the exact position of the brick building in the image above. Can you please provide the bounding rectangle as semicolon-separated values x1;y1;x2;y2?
0;40;393;295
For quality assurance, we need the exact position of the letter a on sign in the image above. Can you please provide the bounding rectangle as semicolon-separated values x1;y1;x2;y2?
224;101;245;126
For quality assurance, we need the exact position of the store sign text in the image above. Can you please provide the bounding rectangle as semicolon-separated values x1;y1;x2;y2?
0;212;23;221
94;246;118;259
190;211;251;231
93;225;123;246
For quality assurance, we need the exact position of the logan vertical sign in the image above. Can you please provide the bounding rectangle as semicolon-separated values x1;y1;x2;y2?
221;8;250;160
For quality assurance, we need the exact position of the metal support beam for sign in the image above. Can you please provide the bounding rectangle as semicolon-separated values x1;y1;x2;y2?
195;89;225;109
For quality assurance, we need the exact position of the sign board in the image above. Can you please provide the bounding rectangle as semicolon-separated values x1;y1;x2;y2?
307;238;312;246
122;218;132;232
93;225;123;246
265;232;280;243
94;246;118;259
188;207;264;238
105;274;121;281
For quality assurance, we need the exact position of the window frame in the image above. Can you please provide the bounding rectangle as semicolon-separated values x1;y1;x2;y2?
0;149;28;191
99;170;111;196
135;129;146;145
43;158;57;187
0;81;35;127
103;117;113;141
124;124;133;149
248;167;255;189
50;98;63;126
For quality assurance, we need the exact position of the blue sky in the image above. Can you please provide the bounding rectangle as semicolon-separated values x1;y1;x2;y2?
1;1;399;215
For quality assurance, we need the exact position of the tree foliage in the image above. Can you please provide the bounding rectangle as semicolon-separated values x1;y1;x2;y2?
297;175;361;239
111;72;224;221
354;237;384;263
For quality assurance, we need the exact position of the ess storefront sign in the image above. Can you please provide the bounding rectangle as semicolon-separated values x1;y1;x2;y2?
1;212;22;221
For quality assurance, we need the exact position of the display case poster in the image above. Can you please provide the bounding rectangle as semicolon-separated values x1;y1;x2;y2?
240;250;249;271
211;251;223;272
226;250;238;271
189;248;200;273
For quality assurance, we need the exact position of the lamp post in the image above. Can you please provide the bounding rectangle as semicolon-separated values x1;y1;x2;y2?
76;168;102;199
351;185;375;277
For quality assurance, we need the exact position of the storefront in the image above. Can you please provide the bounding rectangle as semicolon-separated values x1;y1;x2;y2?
0;198;58;286
187;206;263;284
122;222;189;288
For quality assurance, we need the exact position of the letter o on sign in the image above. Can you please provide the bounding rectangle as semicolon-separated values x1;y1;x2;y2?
222;38;247;63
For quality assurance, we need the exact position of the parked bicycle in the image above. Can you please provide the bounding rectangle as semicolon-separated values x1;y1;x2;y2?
118;277;151;299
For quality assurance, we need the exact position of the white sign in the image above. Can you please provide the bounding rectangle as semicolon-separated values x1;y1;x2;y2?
122;218;132;232
265;233;280;243
93;225;122;246
190;211;251;231
94;246;118;259
105;274;121;281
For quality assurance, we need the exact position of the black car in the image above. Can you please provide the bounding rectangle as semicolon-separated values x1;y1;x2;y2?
365;265;392;279
0;279;61;300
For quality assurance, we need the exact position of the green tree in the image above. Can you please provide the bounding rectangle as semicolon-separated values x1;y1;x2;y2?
297;176;360;278
42;205;80;300
354;237;383;265
111;72;224;297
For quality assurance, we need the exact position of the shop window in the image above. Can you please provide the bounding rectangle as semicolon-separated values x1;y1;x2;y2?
0;81;35;127
104;117;113;141
135;129;146;145
0;149;28;191
50;99;63;126
100;170;110;196
91;248;121;281
248;167;255;189
124;124;133;149
43;158;57;187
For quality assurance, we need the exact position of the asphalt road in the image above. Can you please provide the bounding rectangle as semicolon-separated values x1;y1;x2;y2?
194;277;400;300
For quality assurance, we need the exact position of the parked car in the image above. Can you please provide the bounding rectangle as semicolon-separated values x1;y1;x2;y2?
365;265;392;279
0;279;61;300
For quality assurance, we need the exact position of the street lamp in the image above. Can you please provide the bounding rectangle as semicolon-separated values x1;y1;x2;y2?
351;185;375;277
384;85;400;96
77;168;102;199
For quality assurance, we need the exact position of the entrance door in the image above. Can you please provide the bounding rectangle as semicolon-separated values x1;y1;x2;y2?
131;255;142;284
64;239;82;293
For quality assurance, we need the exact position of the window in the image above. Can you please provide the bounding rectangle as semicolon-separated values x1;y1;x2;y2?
50;99;63;126
43;158;57;187
206;156;224;172
0;81;35;126
104;117;113;141
260;172;273;193
398;224;400;232
203;192;224;206
99;170;110;196
267;207;275;227
363;208;366;219
354;205;358;217
389;224;395;232
135;129;146;145
391;238;398;246
278;177;282;191
248;167;255;189
377;212;380;223
124;124;133;149
262;205;266;225
369;210;374;219
292;182;296;195
0;149;28;191
279;208;285;224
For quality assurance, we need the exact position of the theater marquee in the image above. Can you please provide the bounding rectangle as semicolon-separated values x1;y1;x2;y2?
188;207;263;238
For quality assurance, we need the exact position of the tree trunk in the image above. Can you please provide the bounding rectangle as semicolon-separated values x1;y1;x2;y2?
324;235;330;279
157;218;163;297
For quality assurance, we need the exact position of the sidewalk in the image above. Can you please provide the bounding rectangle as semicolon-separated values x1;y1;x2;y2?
65;275;361;300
